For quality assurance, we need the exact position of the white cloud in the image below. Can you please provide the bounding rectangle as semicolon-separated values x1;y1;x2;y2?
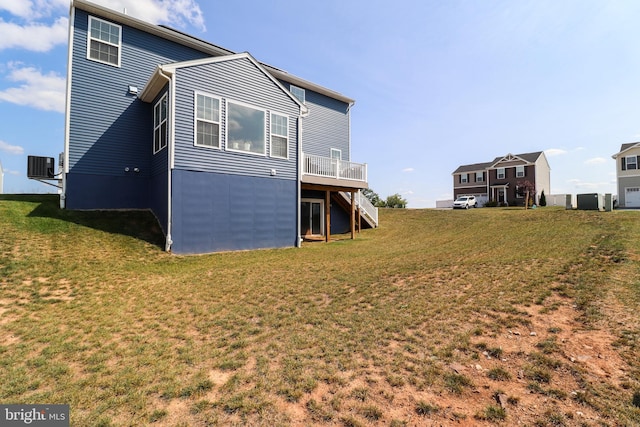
91;0;206;31
6;169;21;175
402;167;414;173
0;17;68;52
545;148;567;157
0;0;68;20
584;157;607;165
0;63;66;113
0;140;25;155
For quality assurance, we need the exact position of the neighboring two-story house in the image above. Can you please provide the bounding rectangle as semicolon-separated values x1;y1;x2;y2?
452;152;550;206
62;0;376;254
612;142;640;208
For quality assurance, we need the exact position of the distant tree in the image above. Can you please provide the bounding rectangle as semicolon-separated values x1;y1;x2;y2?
361;188;382;207
385;193;408;209
539;190;547;207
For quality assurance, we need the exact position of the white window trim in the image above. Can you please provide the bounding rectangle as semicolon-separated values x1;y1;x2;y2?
87;16;121;67
270;111;289;159
330;148;342;160
460;173;468;183
497;167;505;179
476;172;484;182
225;99;267;156
290;85;305;104
625;155;637;170
153;93;167;154
193;91;221;149
516;165;525;178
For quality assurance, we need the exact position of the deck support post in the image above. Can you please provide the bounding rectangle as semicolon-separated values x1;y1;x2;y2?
350;190;356;239
325;190;331;242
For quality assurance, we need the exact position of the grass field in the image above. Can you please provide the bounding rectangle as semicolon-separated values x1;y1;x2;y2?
1;194;640;426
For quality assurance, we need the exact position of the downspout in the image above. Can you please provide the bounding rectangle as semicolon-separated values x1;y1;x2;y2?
155;67;173;252
296;115;302;247
296;107;309;248
61;4;76;209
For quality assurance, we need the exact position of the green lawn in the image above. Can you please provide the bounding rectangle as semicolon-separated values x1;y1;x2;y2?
1;195;639;426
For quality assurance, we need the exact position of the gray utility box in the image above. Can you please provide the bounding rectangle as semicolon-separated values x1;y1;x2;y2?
577;193;602;211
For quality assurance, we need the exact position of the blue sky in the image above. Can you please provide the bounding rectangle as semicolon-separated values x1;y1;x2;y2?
1;0;639;206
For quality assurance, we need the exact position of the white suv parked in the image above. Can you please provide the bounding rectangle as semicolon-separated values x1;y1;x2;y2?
453;196;477;209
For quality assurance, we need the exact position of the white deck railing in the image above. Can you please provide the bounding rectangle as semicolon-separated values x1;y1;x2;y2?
342;191;379;227
302;153;367;183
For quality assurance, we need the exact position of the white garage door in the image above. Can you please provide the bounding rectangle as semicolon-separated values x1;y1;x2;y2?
625;187;640;207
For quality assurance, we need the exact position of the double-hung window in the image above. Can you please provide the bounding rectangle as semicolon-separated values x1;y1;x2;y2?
153;94;167;154
625;156;638;170
195;93;220;148
88;16;121;67
460;173;468;183
476;172;484;182
497;167;505;179
516;165;525;177
270;113;288;158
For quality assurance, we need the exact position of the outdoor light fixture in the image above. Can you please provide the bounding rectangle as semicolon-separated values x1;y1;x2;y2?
128;85;138;95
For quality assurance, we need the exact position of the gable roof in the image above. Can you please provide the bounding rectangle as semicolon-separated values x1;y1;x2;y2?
139;52;308;115
453;151;544;174
72;0;354;106
488;152;543;168
612;142;640;159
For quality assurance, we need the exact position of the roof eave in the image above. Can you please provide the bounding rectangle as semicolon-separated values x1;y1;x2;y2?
72;0;233;57
267;67;355;106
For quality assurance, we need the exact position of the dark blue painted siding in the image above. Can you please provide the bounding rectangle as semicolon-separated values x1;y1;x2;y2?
65;173;150;209
171;170;297;254
173;58;300;180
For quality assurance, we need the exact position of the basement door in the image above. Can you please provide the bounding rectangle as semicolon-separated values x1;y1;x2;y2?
301;199;324;236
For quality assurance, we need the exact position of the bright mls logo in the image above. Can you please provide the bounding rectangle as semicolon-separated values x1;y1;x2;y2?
1;405;69;426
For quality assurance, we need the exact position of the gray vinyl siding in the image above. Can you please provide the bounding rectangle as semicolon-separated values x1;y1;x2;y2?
173;58;300;180
291;87;350;161
68;9;208;177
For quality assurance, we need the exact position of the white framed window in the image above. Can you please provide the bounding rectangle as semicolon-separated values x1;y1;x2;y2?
88;16;121;67
460;173;468;183
516;165;525;177
194;92;221;148
270;112;288;159
476;172;484;182
226;100;266;155
153;94;167;154
290;85;305;104
497;167;505;179
330;148;341;160
625;156;637;170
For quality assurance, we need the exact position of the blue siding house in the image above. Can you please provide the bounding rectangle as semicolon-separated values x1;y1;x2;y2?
63;0;377;254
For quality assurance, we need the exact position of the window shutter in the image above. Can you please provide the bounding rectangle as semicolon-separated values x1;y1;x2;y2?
622;157;626;170
637;156;640;168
